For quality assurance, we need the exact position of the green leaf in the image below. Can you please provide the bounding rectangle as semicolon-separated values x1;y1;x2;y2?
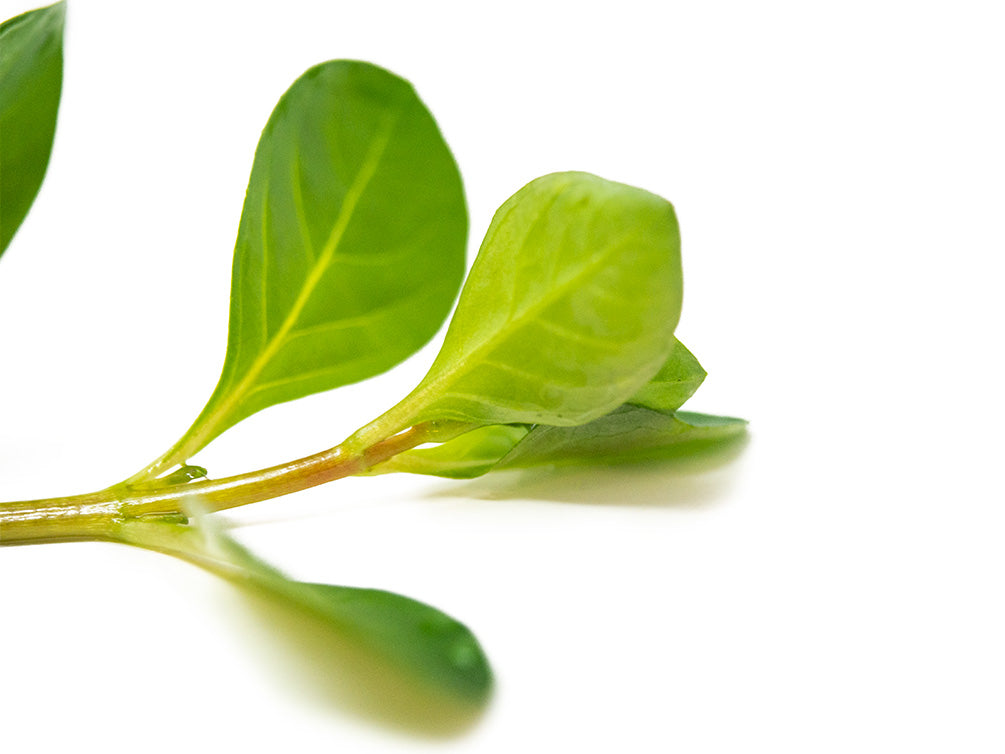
139;60;467;476
373;408;745;478
628;336;706;413
274;582;492;702
370;337;705;478
116;514;492;703
496;408;747;469
351;171;682;448
0;1;64;256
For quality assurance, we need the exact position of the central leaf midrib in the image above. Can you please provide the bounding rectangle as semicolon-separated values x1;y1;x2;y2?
204;108;402;437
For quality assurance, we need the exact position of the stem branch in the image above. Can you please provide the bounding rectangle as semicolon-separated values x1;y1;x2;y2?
0;420;473;546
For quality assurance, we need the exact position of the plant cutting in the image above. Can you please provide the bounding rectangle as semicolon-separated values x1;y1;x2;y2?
0;1;745;708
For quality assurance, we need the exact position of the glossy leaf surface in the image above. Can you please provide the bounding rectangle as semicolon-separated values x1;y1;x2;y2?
0;1;64;256
358;172;682;445
159;60;466;469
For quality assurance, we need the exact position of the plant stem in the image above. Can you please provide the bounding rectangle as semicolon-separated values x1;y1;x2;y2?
0;491;121;544
0;420;474;546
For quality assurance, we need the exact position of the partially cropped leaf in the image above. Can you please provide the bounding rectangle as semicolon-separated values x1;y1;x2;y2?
353;171;682;446
0;1;64;256
117;514;492;703
628;336;706;413
158;60;466;468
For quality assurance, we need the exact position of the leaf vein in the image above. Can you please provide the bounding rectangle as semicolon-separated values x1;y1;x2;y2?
283;287;428;343
260;174;271;343
205;107;403;428
413;236;640;413
533;317;622;352
290;143;316;263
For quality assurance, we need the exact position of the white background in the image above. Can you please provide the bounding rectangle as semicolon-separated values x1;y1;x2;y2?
1;1;1003;751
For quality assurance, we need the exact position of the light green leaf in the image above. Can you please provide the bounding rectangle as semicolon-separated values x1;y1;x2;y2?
136;60;466;478
116;514;492;703
628;336;706;413
350;171;682;448
496;408;747;469
0;1;64;256
371;337;706;478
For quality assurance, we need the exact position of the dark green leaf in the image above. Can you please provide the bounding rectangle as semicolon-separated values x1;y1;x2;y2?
274;582;492;702
214;530;491;703
137;60;467;477
0;1;64;256
349;171;682;448
117;515;492;703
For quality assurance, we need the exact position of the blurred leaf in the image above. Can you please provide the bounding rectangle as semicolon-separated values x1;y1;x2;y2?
242;578;492;703
117;514;492;703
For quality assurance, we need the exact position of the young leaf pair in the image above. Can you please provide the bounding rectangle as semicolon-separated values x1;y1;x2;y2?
130;62;742;485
